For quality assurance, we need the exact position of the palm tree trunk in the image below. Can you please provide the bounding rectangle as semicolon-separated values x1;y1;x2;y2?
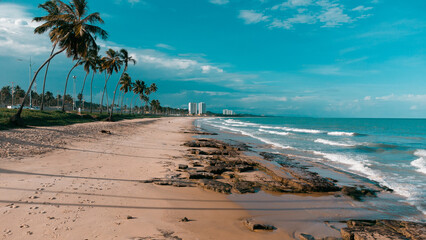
10;48;66;124
62;60;80;112
109;66;128;119
100;73;111;114
120;93;125;115
40;44;56;111
90;71;95;113
79;71;89;108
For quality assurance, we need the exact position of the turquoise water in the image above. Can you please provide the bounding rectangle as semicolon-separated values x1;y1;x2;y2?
197;117;426;216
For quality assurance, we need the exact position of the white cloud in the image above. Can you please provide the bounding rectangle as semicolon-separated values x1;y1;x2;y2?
238;10;269;24
193;90;229;96
272;0;313;10
410;105;417;110
0;3;51;57
240;95;287;102
155;43;175;50
246;0;369;30
375;94;426;102
209;0;230;5
364;96;371;101
292;96;315;101
270;13;316;29
352;6;373;11
318;7;351;27
201;65;224;74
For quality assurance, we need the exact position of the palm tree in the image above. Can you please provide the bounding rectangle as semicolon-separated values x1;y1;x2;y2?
100;49;121;114
10;0;108;124
143;83;157;114
109;49;136;119
132;80;146;114
119;73;132;114
150;99;160;114
34;0;61;111
78;48;98;109
90;54;101;113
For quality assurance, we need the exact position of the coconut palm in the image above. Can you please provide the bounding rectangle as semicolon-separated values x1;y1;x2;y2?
109;49;136;119
78;48;98;108
90;54;101;113
142;83;157;114
119;73;132;114
10;0;107;124
132;80;146;114
150;99;160;114
34;0;61;111
99;49;121;114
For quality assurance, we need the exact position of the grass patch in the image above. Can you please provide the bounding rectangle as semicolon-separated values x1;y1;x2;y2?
0;108;157;130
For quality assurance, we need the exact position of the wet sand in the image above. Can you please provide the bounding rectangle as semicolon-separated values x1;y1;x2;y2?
0;117;290;239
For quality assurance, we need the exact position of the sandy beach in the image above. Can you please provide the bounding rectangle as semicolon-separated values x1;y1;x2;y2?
0;117;293;239
1;117;424;240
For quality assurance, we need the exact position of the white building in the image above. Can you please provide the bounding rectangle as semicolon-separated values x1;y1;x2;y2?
198;102;206;115
223;109;234;115
188;102;197;115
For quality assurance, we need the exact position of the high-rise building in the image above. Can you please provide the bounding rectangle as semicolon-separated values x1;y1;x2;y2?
188;102;197;115
223;109;234;115
198;102;206;115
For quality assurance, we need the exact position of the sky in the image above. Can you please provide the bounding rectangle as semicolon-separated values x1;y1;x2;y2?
0;0;425;118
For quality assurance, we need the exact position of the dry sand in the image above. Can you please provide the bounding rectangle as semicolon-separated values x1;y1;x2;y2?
0;117;291;239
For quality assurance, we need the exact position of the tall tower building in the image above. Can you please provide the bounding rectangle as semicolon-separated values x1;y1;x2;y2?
188;102;197;115
198;102;206;115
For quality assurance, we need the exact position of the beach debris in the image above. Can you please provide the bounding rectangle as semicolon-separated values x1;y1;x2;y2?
243;219;276;231
298;233;315;240
178;164;188;170
179;217;191;222
341;186;377;201
100;130;111;134
126;215;136;220
340;219;426;240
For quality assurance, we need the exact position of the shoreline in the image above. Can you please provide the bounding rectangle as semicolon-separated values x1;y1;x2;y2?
188;118;425;238
1;117;424;239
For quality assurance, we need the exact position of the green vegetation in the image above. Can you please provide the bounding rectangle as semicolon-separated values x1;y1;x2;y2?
0;108;156;130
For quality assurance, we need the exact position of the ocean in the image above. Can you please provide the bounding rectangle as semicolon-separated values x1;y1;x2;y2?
196;117;426;218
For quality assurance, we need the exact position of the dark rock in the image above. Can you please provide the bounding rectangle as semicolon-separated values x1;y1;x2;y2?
188;172;216;179
191;162;203;167
233;180;257;194
222;172;235;179
100;130;111;134
243;219;276;231
205;165;231;174
298;233;315;240
180;217;190;222
178;164;188;170
234;164;254;172
341;220;426;240
126;215;136;219
198;179;232;194
341;186;377;201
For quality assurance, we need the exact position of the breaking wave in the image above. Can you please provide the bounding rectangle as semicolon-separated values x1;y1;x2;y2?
411;150;426;175
314;138;356;147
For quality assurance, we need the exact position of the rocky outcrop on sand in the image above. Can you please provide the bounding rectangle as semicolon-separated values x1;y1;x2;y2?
340;220;426;240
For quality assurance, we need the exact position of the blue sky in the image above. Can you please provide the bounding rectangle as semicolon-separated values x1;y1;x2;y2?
0;0;425;117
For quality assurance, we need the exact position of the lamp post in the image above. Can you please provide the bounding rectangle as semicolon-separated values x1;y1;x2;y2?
72;75;76;111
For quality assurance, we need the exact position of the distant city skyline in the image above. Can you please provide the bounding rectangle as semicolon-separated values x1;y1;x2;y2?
0;0;425;118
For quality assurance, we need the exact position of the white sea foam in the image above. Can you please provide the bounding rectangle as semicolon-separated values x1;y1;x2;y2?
411;149;426;175
224;119;259;127
327;131;356;136
314;138;355;147
312;151;419;201
259;128;292;136
259;125;323;134
213;123;293;149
